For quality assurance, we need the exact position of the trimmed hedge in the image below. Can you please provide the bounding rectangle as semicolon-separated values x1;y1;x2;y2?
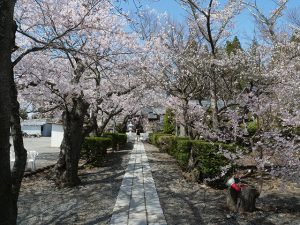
81;137;112;166
153;135;190;168
149;132;172;145
175;140;192;169
102;132;127;150
149;132;237;186
154;135;190;155
156;135;176;153
116;133;127;148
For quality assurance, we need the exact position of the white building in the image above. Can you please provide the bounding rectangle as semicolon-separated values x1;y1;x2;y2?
50;124;64;147
21;119;52;136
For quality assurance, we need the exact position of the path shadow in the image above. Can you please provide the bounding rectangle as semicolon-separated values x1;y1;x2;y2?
79;144;133;187
81;171;125;186
144;143;205;225
18;141;134;225
258;193;300;213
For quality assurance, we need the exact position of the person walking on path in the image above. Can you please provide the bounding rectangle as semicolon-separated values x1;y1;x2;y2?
136;128;141;142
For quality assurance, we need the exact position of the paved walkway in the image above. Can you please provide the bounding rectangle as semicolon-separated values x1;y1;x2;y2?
110;142;167;225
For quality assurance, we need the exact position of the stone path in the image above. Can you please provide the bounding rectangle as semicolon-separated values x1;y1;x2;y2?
110;141;167;225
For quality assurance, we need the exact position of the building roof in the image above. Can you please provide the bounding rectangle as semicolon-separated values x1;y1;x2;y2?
21;119;50;126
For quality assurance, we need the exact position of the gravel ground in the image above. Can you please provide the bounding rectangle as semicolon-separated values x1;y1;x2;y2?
11;137;60;171
17;142;300;225
144;143;300;225
17;145;132;225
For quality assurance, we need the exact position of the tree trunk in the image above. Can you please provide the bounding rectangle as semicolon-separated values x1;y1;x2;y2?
90;111;99;136
98;116;111;136
0;1;16;224
226;186;259;213
181;98;189;137
119;115;129;133
55;98;89;187
210;80;218;131
10;66;27;222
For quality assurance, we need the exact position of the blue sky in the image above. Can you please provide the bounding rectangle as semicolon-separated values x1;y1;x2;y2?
120;0;300;47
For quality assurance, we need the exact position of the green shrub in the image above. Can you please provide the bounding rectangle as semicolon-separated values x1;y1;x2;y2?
176;151;190;169
151;133;163;145
247;120;258;136
174;140;192;169
102;133;117;150
149;133;172;146
176;139;192;153
149;132;237;187
116;133;127;148
102;132;127;150
296;127;300;136
174;136;191;142
191;141;235;183
81;137;112;166
151;133;188;151
149;133;190;153
152;135;191;169
149;132;238;187
172;138;190;155
156;137;191;168
156;135;177;153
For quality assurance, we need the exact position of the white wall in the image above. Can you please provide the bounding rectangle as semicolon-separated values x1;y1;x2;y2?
21;125;41;135
51;124;64;147
42;124;52;137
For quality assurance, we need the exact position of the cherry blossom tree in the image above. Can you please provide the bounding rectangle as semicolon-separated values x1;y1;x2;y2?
150;22;247;138
179;0;244;130
155;22;207;136
5;0;299;219
155;1;300;194
210;0;300;190
15;0;145;186
241;0;299;186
